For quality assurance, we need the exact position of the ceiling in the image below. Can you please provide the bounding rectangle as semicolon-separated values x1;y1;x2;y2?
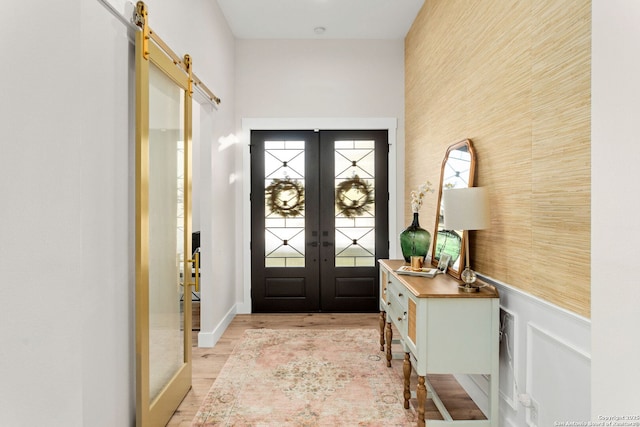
216;0;425;40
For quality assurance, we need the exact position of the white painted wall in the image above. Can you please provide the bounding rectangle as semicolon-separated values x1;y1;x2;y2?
235;40;405;119
0;0;236;425
592;0;640;417
1;1;85;425
234;39;406;312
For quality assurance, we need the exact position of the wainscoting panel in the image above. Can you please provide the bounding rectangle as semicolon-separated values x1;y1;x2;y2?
456;275;591;427
526;323;591;426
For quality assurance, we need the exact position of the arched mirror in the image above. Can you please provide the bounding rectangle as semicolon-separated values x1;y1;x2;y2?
430;139;476;279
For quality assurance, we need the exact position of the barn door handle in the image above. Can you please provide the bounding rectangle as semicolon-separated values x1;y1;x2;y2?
186;251;200;292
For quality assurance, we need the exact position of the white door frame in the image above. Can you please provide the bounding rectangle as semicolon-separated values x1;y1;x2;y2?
238;117;399;313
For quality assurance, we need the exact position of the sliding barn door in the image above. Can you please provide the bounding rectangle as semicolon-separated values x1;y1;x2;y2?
134;17;194;427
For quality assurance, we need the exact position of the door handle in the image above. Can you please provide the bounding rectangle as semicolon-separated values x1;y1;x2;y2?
322;241;333;247
308;241;318;247
186;251;200;292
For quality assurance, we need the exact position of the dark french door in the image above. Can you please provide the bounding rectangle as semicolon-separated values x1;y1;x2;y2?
250;129;389;312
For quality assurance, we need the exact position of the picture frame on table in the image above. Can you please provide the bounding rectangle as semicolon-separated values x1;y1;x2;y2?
437;253;452;272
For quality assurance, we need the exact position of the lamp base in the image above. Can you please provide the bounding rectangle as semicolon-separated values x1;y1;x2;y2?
458;284;480;293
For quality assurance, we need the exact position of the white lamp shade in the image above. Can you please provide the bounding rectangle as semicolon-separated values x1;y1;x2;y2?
442;187;490;230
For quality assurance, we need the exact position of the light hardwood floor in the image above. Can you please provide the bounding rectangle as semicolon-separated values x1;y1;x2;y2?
167;313;485;426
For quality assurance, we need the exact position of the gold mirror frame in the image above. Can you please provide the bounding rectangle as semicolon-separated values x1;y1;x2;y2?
430;139;476;279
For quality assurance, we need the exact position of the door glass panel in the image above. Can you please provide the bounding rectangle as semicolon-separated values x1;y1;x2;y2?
264;140;306;267
148;63;185;402
334;140;376;267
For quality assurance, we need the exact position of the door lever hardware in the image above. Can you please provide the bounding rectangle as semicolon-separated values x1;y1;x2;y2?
186;251;200;292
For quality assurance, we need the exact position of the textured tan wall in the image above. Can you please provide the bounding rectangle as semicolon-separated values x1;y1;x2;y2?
405;0;591;317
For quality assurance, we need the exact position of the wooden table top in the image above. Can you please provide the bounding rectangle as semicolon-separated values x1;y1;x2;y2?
379;259;499;299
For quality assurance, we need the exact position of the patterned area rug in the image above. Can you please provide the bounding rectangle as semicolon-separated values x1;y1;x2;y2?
192;328;416;426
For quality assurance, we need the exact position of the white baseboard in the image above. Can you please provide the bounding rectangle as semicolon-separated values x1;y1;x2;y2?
197;304;237;348
235;299;252;314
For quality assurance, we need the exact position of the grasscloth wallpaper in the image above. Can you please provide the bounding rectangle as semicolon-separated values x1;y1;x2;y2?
405;0;591;317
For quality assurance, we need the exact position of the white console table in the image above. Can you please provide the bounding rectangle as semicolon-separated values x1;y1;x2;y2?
378;259;500;427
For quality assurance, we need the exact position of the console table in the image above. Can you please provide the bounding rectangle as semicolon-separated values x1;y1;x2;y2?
378;259;500;426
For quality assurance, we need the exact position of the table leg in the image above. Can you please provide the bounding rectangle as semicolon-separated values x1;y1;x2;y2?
385;321;392;367
379;310;386;351
403;352;411;409
417;375;426;427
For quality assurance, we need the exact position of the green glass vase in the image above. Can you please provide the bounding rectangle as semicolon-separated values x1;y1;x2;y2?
400;212;431;262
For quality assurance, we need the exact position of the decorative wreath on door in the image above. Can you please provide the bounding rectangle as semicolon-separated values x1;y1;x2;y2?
335;175;374;218
265;178;305;217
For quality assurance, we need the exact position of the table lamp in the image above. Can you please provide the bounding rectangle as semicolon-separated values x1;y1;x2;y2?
442;187;490;292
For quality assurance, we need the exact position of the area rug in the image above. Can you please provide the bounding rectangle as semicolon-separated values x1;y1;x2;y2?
192;328;416;426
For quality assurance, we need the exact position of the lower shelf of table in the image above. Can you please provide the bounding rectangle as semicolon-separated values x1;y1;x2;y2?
384;334;490;425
